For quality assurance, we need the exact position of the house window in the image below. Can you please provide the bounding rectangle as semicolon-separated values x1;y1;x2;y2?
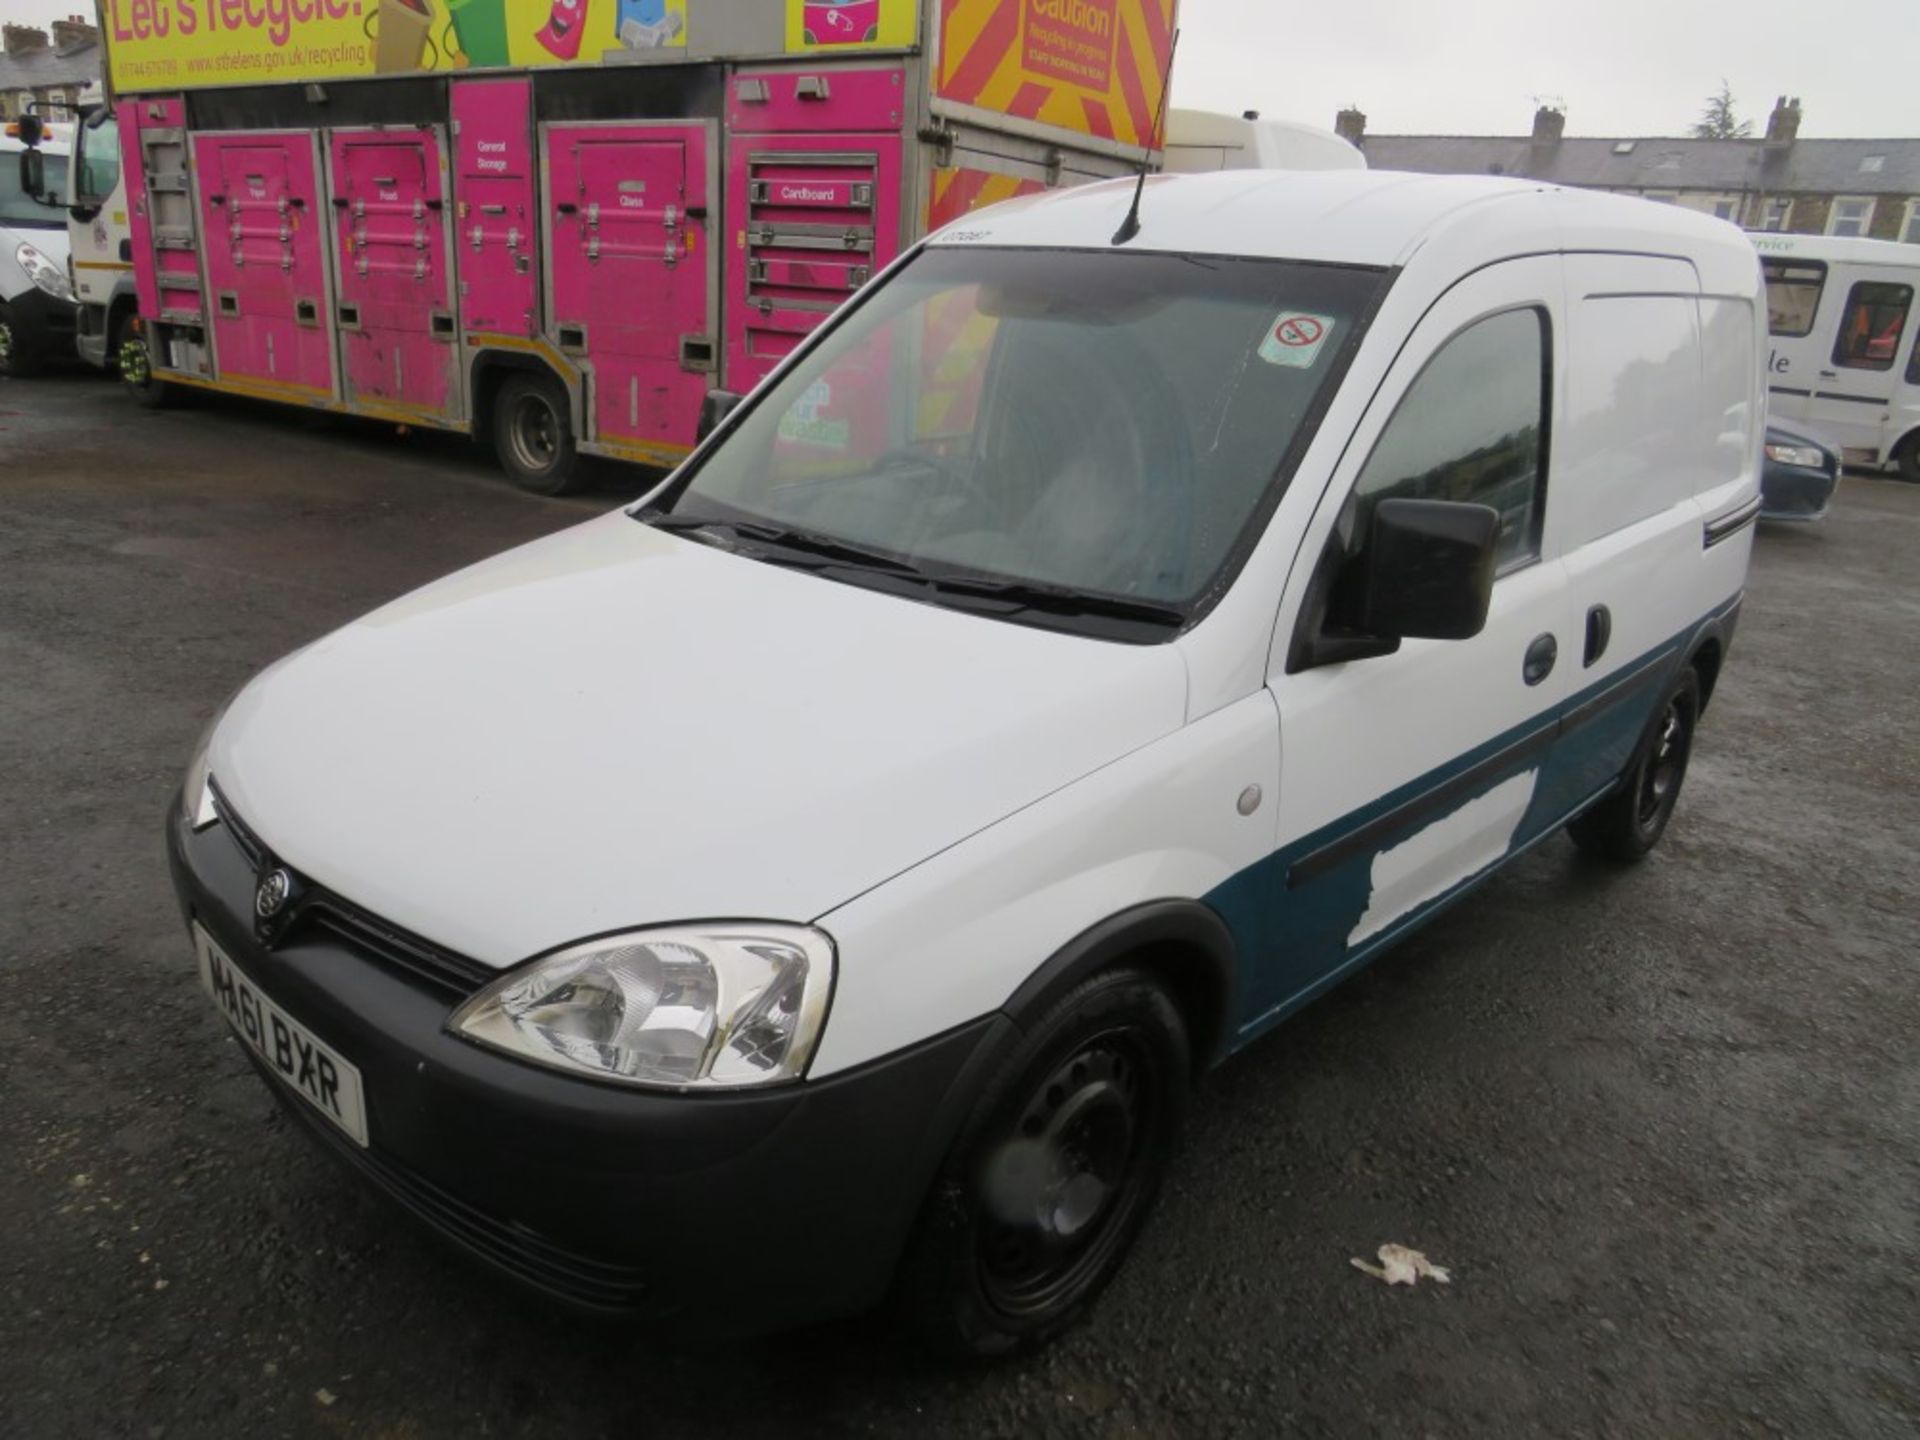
1642;191;1678;205
1761;260;1826;337
1860;155;1886;174
1903;200;1920;246
1760;198;1793;232
1831;282;1913;371
1710;196;1740;222
1827;197;1875;237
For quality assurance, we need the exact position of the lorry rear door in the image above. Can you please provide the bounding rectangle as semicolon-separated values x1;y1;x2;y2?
328;127;460;420
544;121;713;458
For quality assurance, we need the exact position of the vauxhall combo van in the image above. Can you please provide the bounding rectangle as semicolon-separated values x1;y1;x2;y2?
169;170;1763;1357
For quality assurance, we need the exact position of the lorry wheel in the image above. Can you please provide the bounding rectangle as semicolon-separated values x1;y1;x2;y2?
119;332;175;409
0;303;38;379
1568;667;1701;864
493;374;581;496
895;967;1188;1360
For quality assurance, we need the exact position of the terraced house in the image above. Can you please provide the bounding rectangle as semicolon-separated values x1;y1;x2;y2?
1343;99;1920;245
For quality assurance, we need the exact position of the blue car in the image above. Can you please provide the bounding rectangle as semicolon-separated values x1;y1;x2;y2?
1761;424;1840;522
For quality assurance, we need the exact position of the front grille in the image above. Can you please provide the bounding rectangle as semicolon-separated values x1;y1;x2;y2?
210;783;496;1000
266;1065;653;1312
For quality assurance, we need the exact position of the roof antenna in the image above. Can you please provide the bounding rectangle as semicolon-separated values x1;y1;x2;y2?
1111;26;1180;246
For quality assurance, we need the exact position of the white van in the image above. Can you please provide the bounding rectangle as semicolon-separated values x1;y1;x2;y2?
1163;108;1367;173
1754;233;1920;479
168;171;1762;1357
1;125;76;376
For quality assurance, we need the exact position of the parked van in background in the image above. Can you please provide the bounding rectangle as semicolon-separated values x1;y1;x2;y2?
169;171;1762;1357
1162;109;1366;173
1;123;76;377
1755;233;1920;481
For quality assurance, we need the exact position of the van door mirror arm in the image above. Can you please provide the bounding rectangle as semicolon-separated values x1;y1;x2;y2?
1286;540;1402;673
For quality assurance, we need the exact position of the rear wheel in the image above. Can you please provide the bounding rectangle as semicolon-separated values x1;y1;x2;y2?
895;968;1189;1360
1898;435;1920;485
1568;666;1701;864
492;373;581;496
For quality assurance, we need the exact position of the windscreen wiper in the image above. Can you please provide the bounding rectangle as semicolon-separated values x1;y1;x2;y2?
644;510;924;577
926;574;1187;627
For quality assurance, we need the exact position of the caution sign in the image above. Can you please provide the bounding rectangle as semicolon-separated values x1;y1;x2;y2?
1258;311;1335;369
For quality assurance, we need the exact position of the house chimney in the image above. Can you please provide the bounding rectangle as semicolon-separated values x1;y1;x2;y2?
50;16;98;50
1531;105;1566;146
1335;107;1367;147
1765;95;1802;147
3;24;50;56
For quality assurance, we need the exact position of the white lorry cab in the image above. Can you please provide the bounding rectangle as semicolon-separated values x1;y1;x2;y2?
169;170;1762;1356
1755;233;1920;480
63;89;134;372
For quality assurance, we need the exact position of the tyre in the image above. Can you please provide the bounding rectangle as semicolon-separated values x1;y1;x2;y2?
1568;666;1701;864
119;330;176;409
492;373;581;496
0;301;38;379
894;968;1189;1360
1898;435;1920;485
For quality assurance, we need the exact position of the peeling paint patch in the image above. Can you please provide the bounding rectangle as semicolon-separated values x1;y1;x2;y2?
1349;770;1539;946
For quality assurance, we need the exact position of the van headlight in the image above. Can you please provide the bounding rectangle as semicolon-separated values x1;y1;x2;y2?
450;925;836;1090
15;242;74;301
180;710;223;830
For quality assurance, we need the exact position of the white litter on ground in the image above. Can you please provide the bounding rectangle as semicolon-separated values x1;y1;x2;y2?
1351;1244;1451;1287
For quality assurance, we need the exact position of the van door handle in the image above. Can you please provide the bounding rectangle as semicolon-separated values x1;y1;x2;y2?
1818;369;1837;379
1523;633;1558;686
1584;605;1612;667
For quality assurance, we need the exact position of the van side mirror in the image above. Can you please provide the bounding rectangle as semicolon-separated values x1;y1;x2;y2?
1359;498;1500;641
696;388;744;441
16;114;43;147
17;147;46;202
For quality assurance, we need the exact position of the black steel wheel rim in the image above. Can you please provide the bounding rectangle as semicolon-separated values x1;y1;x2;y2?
1636;700;1687;828
974;1029;1159;1320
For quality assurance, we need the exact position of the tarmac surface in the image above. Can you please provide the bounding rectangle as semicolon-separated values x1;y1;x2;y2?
2;370;1915;1438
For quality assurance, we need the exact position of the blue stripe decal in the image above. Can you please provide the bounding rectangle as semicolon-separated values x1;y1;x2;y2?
1207;596;1737;1052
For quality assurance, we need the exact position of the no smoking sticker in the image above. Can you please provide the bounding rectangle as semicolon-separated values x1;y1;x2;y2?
1258;311;1336;369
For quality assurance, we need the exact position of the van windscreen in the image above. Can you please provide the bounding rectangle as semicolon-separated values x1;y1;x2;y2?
649;246;1386;634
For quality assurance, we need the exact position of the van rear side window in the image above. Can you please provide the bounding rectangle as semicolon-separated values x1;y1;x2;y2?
1762;260;1825;337
1832;281;1914;371
1351;307;1549;571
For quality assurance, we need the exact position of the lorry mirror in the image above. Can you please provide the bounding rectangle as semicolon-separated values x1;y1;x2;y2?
17;148;45;202
1358;498;1500;642
16;114;43;147
696;388;744;442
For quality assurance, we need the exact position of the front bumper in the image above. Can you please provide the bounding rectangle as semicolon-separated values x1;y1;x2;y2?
166;800;1001;1331
1759;461;1837;521
3;284;78;363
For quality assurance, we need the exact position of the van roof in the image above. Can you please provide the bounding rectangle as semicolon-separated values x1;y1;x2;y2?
931;168;1757;280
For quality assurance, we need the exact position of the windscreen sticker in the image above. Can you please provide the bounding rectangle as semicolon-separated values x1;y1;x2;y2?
1258;312;1336;369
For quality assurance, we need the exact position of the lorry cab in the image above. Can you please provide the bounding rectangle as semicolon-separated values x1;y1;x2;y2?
1;123;76;376
1754;232;1920;480
64;90;135;372
169;170;1761;1357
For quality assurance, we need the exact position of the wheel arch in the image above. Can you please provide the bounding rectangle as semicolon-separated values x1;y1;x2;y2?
1000;901;1239;1074
467;348;582;442
1682;597;1742;713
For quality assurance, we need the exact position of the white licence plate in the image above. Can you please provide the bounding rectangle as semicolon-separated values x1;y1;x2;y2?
195;923;369;1147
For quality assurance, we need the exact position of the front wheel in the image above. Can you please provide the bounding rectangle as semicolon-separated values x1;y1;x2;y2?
894;968;1189;1360
119;331;176;409
0;302;37;379
1568;666;1701;863
492;373;581;496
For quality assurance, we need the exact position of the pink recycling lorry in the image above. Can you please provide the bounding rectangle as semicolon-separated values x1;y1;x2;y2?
92;0;1178;492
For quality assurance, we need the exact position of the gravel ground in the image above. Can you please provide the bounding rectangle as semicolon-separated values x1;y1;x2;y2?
1;371;1915;1439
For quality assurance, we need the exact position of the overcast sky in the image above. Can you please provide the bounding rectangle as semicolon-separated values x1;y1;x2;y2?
13;0;1916;138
